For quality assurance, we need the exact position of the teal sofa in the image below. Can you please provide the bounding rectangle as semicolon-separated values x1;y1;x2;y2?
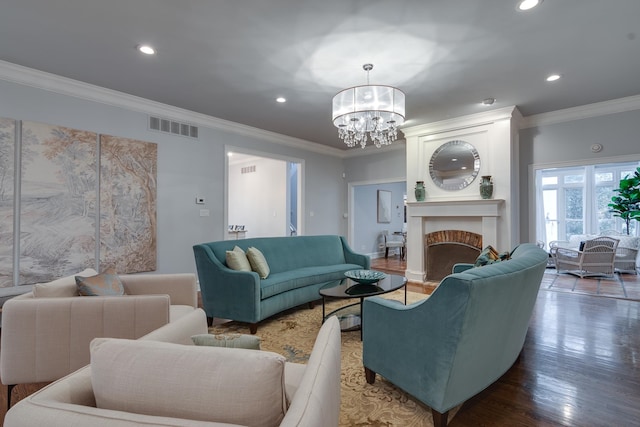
362;243;548;427
193;235;369;333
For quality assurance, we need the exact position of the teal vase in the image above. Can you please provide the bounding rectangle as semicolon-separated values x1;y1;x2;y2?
479;176;494;199
414;181;426;202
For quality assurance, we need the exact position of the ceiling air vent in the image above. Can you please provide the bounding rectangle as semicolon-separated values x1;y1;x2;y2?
148;115;199;140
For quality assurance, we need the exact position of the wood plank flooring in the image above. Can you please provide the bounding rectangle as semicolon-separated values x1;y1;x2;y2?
1;260;639;426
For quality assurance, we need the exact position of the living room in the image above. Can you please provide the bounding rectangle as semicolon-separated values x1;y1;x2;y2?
1;1;640;426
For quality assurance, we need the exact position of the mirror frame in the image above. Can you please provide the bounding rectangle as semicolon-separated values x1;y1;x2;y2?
429;140;481;191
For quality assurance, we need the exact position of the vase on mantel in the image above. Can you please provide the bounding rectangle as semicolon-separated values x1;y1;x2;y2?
415;181;426;202
479;175;494;199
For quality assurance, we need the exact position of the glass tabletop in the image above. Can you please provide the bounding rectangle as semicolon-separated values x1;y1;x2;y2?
319;273;407;299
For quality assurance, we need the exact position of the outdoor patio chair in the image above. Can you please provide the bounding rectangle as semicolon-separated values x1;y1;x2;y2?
555;236;619;278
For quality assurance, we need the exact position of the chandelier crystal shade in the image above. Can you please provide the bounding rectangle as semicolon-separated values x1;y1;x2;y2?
332;64;405;149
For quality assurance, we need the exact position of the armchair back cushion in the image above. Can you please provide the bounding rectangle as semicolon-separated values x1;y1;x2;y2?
90;337;287;427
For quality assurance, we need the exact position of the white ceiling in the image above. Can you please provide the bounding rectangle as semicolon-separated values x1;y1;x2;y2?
1;0;639;150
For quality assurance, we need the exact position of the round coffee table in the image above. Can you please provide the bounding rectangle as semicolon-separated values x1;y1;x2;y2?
319;273;407;339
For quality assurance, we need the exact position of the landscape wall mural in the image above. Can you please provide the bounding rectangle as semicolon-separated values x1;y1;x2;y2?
0;118;157;287
0;118;15;287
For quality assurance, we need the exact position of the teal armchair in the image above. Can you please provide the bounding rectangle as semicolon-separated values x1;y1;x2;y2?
362;243;548;427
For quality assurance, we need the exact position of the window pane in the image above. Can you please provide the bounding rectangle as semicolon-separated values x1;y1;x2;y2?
596;185;614;232
543;190;558;243
542;176;558;185
565;188;583;219
564;174;584;184
595;172;613;183
566;220;583;238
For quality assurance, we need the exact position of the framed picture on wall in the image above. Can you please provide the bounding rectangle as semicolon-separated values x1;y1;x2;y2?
377;190;391;223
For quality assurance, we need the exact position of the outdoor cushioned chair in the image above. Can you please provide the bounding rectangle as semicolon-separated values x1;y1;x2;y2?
362;243;548;427
554;236;619;278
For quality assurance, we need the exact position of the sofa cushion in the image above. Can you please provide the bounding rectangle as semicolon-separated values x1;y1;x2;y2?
33;268;98;297
226;245;252;271
90;337;287;427
75;267;125;296
260;263;363;299
247;246;270;279
191;333;261;349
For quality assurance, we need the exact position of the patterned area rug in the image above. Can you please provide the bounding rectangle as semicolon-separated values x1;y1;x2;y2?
210;290;460;426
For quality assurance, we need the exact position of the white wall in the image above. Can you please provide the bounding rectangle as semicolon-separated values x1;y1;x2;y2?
228;156;287;238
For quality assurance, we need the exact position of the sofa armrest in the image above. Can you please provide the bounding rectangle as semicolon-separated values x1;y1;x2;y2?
193;244;262;322
281;316;342;427
140;308;208;345
0;295;170;385
340;236;370;269
119;273;198;307
452;263;474;273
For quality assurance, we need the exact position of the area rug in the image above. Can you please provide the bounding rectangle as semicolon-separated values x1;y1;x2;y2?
210;290;460;426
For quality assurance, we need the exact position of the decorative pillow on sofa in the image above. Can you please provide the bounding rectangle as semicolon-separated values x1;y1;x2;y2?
33;268;98;298
75;267;125;296
90;337;286;427
247;246;270;279
191;333;261;350
474;245;510;267
226;245;252;271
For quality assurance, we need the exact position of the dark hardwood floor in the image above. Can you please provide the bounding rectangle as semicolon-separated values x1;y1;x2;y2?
2;259;639;426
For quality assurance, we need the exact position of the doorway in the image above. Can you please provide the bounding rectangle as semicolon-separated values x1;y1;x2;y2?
226;149;303;239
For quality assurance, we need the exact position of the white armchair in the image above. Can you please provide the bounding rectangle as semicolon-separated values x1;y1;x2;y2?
0;270;198;408
382;230;406;259
555;236;619;278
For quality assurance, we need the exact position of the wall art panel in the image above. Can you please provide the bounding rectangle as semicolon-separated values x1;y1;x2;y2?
19;121;98;285
99;135;157;273
0;118;15;287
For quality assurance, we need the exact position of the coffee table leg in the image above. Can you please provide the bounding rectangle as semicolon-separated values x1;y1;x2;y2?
322;296;326;323
360;297;364;340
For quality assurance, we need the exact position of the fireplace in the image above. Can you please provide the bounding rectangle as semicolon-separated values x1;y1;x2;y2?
404;199;505;283
425;230;482;281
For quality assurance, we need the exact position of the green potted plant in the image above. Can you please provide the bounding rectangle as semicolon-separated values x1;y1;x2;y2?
608;166;640;235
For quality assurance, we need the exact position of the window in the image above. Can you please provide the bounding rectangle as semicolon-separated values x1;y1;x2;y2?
535;161;640;248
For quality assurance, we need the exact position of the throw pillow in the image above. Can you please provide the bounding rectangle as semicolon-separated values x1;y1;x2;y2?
226;245;252;271
75;267;126;296
474;245;509;267
90;338;287;427
33;268;98;297
191;333;261;350
247;246;270;279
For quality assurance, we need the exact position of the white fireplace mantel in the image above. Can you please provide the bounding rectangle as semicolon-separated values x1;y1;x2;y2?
405;199;505;282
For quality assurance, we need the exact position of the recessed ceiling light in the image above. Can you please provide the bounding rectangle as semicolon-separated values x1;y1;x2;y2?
482;97;496;106
517;0;542;11
137;44;156;55
546;73;562;82
276;97;286;103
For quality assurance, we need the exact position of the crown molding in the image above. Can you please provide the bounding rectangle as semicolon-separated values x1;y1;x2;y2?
0;60;346;158
401;106;519;138
521;94;640;129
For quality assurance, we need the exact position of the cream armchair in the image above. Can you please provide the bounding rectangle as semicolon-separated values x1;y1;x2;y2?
0;270;198;407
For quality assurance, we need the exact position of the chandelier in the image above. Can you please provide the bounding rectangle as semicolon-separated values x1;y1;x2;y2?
332;64;405;149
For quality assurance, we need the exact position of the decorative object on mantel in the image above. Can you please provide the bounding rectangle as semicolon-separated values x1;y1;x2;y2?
429;140;480;191
414;181;426;201
332;63;405;149
479;175;494;199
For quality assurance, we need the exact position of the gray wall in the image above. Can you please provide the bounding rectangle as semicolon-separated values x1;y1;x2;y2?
518;109;640;243
0;79;347;280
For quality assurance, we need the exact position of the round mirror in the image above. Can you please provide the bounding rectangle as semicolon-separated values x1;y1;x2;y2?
429;140;480;190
